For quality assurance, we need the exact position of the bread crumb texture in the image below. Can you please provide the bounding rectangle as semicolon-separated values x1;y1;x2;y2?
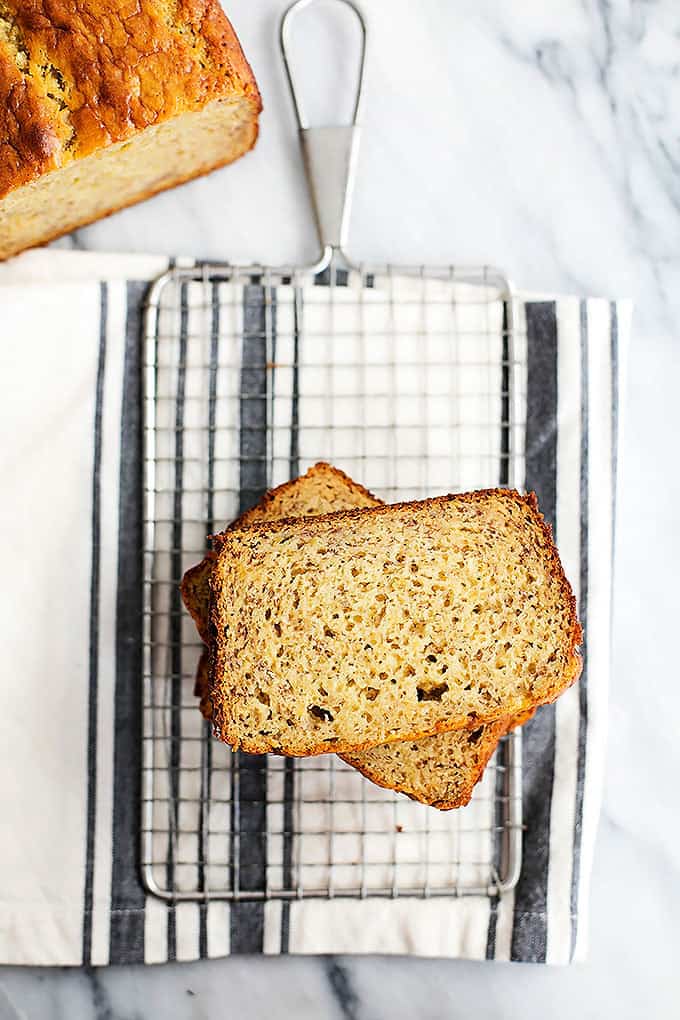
209;489;582;756
181;464;380;645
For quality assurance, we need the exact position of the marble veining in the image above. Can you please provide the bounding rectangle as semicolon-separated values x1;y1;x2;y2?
1;0;678;1017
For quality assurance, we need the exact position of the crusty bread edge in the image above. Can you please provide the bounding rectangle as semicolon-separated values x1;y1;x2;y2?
180;553;218;644
209;488;583;755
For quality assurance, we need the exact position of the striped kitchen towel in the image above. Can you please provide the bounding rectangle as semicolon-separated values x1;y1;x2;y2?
0;249;630;966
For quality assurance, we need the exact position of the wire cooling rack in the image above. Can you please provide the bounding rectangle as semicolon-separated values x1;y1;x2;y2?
141;259;528;903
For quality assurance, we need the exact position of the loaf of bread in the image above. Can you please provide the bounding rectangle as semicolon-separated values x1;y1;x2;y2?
208;488;582;756
0;0;260;260
183;463;532;808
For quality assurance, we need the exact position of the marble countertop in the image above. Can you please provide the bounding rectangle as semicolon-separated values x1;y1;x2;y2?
1;1;678;1017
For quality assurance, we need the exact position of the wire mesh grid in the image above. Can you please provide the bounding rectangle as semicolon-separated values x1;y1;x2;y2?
141;259;528;903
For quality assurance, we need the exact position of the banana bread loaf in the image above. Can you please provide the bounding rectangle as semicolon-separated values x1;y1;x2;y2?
0;0;260;260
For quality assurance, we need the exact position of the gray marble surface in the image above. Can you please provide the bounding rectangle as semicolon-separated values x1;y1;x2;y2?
2;0;679;1017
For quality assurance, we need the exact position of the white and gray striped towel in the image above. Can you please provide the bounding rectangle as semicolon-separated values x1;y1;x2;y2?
0;249;630;966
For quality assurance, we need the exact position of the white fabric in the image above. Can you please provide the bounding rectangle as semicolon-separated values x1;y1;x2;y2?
0;250;630;966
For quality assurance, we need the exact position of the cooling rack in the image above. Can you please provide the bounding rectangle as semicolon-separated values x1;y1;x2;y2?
140;0;528;905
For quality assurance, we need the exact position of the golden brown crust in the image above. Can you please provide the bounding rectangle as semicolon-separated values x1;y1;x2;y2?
198;643;536;807
0;0;261;200
505;706;537;731
197;674;532;808
209;488;583;755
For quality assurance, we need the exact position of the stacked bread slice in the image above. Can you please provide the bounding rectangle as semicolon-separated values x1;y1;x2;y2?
181;464;581;809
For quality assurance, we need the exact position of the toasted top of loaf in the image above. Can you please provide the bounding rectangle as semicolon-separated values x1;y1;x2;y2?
209;489;582;755
0;0;261;200
181;464;380;643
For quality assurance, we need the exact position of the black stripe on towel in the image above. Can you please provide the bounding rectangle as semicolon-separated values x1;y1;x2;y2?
570;301;590;957
230;282;270;953
109;281;149;965
510;301;558;963
197;283;221;958
280;288;301;954
166;282;190;962
82;282;108;965
485;298;512;959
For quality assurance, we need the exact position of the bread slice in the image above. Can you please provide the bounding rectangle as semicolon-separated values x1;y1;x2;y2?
0;1;260;260
208;489;582;756
181;464;380;644
184;465;545;807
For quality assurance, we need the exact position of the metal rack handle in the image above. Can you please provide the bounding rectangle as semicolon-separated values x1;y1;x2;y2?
280;0;367;257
